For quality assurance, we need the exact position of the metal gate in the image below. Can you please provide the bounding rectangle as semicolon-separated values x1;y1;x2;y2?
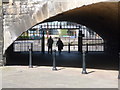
13;21;104;52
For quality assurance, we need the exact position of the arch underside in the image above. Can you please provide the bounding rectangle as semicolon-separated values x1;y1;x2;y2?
3;0;119;53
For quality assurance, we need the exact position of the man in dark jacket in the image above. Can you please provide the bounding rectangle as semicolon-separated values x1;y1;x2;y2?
56;38;64;54
47;36;54;54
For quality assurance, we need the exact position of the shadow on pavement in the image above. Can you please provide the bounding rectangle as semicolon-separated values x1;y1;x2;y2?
6;51;119;71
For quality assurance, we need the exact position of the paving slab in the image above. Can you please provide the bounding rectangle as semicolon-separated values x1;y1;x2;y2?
2;66;118;88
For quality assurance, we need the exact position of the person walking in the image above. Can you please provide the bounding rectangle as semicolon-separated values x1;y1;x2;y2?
56;38;64;54
47;36;54;54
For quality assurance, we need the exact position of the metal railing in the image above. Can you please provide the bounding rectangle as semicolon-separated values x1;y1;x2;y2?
13;21;104;52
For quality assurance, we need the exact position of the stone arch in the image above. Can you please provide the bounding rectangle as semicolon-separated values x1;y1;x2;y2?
3;0;119;54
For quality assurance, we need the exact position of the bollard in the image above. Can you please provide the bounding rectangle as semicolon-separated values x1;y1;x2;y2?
28;43;33;68
82;51;88;74
68;43;70;53
118;52;120;79
52;49;57;71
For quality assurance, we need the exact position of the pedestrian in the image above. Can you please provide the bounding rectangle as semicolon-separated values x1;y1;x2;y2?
56;38;64;54
47;36;54;54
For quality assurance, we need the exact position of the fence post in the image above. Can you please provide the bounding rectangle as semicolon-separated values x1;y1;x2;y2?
78;30;84;53
68;43;70;53
42;30;45;54
86;43;88;53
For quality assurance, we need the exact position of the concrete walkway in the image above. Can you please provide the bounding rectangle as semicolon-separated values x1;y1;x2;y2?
2;66;118;88
4;51;119;88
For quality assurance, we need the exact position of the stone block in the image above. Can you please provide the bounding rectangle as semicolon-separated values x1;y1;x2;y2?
0;54;2;60
3;0;9;3
0;47;3;55
0;22;3;40
0;3;3;65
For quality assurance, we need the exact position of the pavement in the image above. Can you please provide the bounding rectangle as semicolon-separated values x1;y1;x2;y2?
3;51;119;88
2;66;118;88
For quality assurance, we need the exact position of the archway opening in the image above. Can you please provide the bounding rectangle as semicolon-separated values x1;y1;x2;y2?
5;21;118;70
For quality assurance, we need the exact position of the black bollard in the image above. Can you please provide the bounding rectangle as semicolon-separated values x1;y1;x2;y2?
52;49;57;71
82;51;88;74
68;43;70;53
28;43;33;68
118;52;120;79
